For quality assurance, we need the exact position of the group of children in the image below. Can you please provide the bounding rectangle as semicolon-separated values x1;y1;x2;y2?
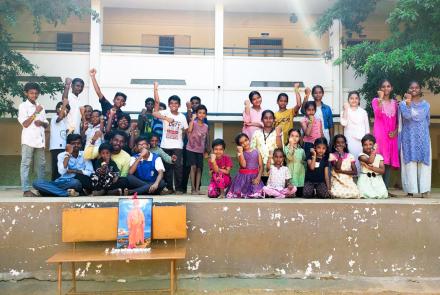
18;73;431;199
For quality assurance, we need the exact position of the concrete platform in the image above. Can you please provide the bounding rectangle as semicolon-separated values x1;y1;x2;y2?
1;188;440;284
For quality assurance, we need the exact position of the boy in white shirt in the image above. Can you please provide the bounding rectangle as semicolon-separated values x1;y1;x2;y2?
62;77;85;134
18;82;49;197
152;82;188;194
49;101;70;180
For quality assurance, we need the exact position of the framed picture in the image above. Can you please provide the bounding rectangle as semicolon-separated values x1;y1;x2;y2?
117;198;153;249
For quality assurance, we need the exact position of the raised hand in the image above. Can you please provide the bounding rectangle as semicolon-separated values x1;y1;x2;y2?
186;101;192;110
310;148;316;157
66;144;73;154
404;93;412;106
164;116;174;124
244;100;251;108
141;108;147;115
275;126;282;136
237;146;244;154
35;105;43;114
92;130;102;142
304;87;311;97
377;90;384;100
140;148;148;158
343;102;350;111
89;68;96;76
293;82;300;89
210;153;216;162
65;77;72;86
109;108;116;118
130;122;138;131
153;81;158;89
269;150;274;158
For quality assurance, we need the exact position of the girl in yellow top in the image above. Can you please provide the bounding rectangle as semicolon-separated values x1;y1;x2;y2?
274;83;307;144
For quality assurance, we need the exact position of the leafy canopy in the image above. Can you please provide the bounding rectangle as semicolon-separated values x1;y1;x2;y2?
0;0;97;116
314;0;440;111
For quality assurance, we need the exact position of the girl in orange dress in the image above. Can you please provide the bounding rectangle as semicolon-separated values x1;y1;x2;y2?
127;199;145;248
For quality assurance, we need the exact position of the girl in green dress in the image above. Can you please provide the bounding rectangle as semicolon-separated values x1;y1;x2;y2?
284;129;306;197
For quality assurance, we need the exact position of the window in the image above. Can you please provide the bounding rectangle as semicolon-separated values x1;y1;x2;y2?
248;38;283;57
250;81;304;88
131;79;186;86
57;33;73;51
158;36;175;55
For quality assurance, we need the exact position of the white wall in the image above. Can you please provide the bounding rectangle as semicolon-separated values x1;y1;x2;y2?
223;56;334;114
15;51;90;114
14;51;336;119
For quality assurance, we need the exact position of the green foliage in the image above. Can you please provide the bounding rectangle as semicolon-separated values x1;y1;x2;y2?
314;0;440;114
0;0;97;117
313;0;378;36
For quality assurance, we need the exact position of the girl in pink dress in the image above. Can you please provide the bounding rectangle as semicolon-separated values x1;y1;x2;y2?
300;101;324;159
371;79;400;187
242;91;263;140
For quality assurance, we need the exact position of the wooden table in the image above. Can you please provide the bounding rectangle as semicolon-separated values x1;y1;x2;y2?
47;247;186;295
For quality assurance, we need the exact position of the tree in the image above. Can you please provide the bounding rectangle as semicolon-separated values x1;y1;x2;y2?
0;0;98;117
314;0;440;113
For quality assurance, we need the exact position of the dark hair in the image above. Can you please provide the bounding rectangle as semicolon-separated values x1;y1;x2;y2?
212;138;226;149
150;133;160;141
261;109;275;121
83;104;92;110
55;101;71;112
196;104;207;114
248;91;261;103
92;109;101;116
109;130;128;142
114;92;127;102
135;135;149;145
159;102;167;110
286;128;303;147
331;134;349;153
66;133;82;144
361;134;376;145
168;95;181;105
272;148;285;158
190;96;201;103
72;78;84;86
347;91;361;105
303;101;317;111
277;93;289;102
408;80;421;88
98;142;113;153
118;113;131;126
379;79;392;88
145;97;154;105
235;133;249;146
312;85;324;96
314;137;328;148
24;82;41;93
314;137;329;158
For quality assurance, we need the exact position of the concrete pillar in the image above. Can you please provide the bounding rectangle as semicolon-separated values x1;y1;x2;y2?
214;122;224;140
214;2;224;113
89;0;103;104
329;19;342;115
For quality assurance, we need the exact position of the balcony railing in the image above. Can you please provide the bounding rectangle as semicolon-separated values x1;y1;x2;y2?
223;47;322;57
101;44;215;56
9;41;90;52
10;41;322;58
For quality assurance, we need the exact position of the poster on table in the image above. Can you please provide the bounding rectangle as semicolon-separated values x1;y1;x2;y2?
117;198;152;249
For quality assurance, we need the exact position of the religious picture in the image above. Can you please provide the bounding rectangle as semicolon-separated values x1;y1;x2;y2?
117;198;152;249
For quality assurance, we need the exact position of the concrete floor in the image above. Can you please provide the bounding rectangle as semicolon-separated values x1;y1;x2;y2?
2;277;440;295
